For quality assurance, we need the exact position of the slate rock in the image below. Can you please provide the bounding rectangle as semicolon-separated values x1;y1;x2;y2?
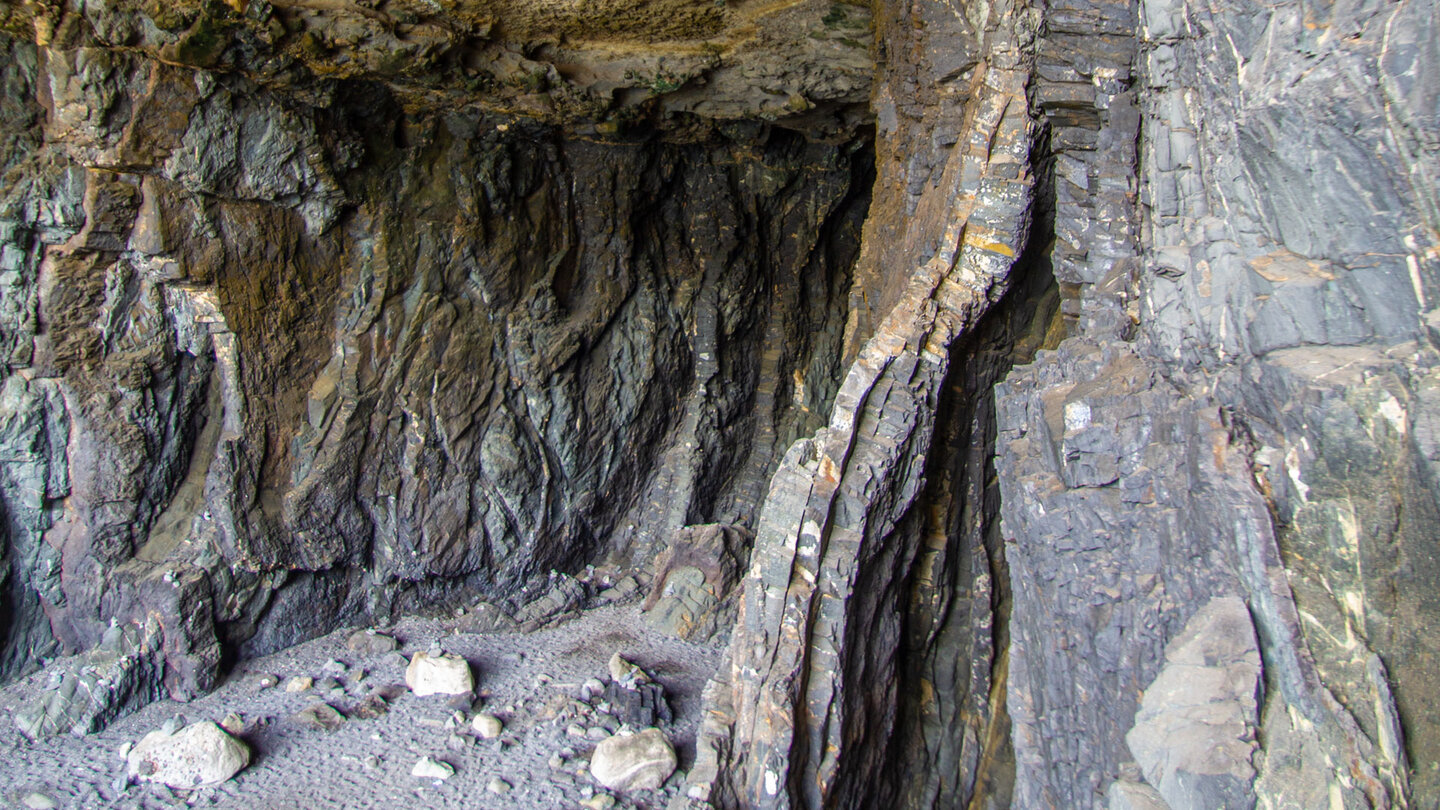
642;524;751;642
602;680;672;728
15;618;166;739
1124;596;1261;810
294;702;346;732
345;630;398;654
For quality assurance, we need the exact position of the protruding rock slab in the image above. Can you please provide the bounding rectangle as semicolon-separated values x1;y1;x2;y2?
591;727;677;792
643;524;750;642
15;618;166;739
345;630;398;654
405;652;473;697
125;721;250;789
1125;596;1261;810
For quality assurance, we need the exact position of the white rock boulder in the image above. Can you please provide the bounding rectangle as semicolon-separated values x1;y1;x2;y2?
590;727;677;792
411;756;454;780
472;712;503;738
405;652;474;696
126;721;250;789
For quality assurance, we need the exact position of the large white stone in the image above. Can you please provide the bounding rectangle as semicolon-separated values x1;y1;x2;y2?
590;727;677;792
126;721;250;789
411;756;454;780
405;652;474;696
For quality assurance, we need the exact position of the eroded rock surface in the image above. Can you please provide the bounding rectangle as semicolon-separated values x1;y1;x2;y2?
0;0;871;722
1124;597;1261;810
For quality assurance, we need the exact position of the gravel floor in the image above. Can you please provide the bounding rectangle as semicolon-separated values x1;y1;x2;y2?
0;603;727;810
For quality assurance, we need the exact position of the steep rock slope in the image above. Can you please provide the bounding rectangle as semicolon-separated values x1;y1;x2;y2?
998;0;1440;805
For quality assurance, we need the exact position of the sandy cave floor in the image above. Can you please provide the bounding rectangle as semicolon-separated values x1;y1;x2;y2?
0;603;727;810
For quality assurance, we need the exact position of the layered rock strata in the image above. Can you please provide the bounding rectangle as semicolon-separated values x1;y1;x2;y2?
683;0;1438;805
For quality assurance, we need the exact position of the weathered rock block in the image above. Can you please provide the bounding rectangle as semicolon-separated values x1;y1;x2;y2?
126;721;250;789
591;728;678;792
15;619;166;739
405;652;474;697
643;524;750;642
1124;596;1260;810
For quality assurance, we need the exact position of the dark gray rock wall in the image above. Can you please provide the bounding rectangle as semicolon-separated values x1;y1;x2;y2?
998;0;1440;804
680;0;1438;802
0;23;872;708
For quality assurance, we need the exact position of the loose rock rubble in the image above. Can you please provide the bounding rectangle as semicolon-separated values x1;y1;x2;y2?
0;604;719;808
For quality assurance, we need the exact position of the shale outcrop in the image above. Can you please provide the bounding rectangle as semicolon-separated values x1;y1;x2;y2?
0;0;1436;808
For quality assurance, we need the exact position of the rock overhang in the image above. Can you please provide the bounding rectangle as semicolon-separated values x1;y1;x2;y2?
7;0;878;141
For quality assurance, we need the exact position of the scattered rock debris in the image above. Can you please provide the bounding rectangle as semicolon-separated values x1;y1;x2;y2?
0;604;721;808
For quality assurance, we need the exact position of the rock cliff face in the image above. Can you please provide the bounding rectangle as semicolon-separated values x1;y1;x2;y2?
0;0;873;694
1;0;1437;808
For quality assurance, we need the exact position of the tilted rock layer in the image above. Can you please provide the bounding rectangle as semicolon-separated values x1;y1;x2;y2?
1;0;1438;808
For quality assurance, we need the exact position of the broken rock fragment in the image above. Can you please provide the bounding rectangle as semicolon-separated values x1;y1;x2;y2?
472;712;503;738
293;702;346;731
412;757;454;780
125;721;250;789
405;652;474;696
345;629;399;654
1124;596;1262;810
14;619;166;739
608;653;648;685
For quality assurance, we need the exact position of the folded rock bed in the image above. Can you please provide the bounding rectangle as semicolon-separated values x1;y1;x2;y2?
0;603;723;810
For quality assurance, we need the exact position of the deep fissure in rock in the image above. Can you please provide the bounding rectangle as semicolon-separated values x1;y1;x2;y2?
870;123;1062;810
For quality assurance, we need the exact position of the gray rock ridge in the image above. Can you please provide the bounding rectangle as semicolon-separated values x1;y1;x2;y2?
678;0;1044;804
